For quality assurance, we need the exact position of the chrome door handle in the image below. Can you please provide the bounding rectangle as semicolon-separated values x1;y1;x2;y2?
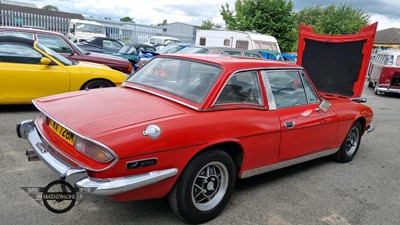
284;121;295;129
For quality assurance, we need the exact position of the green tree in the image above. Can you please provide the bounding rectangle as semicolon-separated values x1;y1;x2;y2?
199;18;222;29
157;19;168;26
42;5;58;11
120;17;134;23
221;0;297;52
296;4;370;35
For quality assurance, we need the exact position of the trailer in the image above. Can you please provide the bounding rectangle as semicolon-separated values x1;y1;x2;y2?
195;29;280;52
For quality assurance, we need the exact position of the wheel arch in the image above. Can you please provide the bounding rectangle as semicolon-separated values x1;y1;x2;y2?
186;142;244;178
80;78;115;90
355;116;366;135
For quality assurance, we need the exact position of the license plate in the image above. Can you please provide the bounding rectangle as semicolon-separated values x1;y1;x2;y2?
48;119;76;145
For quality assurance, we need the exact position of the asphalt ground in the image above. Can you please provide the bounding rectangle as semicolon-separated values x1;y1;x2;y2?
1;82;399;225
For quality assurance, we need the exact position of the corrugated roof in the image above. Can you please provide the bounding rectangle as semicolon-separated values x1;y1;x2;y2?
0;3;84;20
375;27;400;45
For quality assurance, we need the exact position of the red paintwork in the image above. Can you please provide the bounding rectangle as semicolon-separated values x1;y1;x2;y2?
297;23;377;98
0;26;132;74
32;51;374;201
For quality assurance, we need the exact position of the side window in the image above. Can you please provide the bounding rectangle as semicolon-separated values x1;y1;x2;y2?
223;39;230;47
396;56;400;66
0;43;42;64
103;40;112;48
37;34;72;53
385;55;394;65
244;52;261;58
262;70;315;109
300;71;319;104
146;47;156;52
149;38;156;45
215;71;262;105
102;40;122;50
222;51;241;56
199;37;206;46
236;40;249;49
0;31;33;39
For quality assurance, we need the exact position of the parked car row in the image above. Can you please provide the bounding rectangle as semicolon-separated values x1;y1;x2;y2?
0;26;133;74
0;36;127;104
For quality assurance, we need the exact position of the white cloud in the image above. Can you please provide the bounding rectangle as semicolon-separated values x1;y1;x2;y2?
370;14;400;31
11;0;400;30
25;0;235;26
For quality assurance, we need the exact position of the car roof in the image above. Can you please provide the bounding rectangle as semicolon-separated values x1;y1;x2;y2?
159;54;301;69
132;43;155;48
0;35;35;46
0;26;64;36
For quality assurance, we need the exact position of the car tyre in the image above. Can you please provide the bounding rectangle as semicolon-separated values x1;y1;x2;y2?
334;121;362;163
80;79;114;90
168;150;236;224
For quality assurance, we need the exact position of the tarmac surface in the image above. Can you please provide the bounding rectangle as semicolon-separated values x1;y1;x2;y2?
1;82;399;225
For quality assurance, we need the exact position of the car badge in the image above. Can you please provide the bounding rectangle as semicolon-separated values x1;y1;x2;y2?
143;125;161;139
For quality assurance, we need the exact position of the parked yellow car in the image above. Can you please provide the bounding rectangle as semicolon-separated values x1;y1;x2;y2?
0;36;128;104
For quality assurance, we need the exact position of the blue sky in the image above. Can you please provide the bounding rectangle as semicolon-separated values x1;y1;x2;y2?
8;0;400;30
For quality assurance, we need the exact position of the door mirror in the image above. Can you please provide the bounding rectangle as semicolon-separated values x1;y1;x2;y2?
318;100;331;112
40;57;52;65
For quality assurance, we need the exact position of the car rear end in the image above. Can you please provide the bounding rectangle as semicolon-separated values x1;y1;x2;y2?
374;64;400;94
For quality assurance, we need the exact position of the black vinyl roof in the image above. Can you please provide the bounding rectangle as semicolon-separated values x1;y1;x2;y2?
0;36;35;46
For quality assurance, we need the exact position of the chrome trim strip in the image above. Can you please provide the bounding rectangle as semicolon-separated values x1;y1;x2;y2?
240;148;339;178
18;120;87;178
76;168;178;195
211;70;265;107
32;101;120;172
367;125;375;133
376;85;400;94
18;120;178;196
123;84;200;111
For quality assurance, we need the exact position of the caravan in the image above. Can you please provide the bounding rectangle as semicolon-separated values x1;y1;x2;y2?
68;19;106;43
195;29;280;52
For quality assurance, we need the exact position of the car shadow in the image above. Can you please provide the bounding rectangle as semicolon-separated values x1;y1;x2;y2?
236;156;334;191
0;104;37;112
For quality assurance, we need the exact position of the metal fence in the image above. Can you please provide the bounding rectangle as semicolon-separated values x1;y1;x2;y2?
0;8;195;44
0;9;69;34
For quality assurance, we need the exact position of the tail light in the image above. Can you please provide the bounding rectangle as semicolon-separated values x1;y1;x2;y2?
74;136;114;163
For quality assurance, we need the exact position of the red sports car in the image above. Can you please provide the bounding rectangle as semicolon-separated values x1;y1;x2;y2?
17;24;376;224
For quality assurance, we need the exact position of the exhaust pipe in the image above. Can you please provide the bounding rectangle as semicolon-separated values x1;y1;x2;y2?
26;149;40;161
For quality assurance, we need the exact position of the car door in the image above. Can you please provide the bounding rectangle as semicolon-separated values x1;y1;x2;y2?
213;70;282;170
0;42;70;100
261;69;338;161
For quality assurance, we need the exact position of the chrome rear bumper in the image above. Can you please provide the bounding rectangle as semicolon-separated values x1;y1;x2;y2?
375;85;400;94
367;125;375;133
17;120;178;195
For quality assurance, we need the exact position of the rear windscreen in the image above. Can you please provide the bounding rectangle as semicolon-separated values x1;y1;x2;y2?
302;39;365;96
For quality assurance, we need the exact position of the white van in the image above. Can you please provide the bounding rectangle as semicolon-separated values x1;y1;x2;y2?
368;49;400;95
67;19;106;43
195;29;280;53
145;36;180;48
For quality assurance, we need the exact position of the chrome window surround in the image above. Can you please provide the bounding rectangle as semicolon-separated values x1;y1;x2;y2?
261;69;321;110
212;68;265;107
122;83;200;111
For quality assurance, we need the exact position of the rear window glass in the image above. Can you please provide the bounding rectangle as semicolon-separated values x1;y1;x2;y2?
236;40;249;49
